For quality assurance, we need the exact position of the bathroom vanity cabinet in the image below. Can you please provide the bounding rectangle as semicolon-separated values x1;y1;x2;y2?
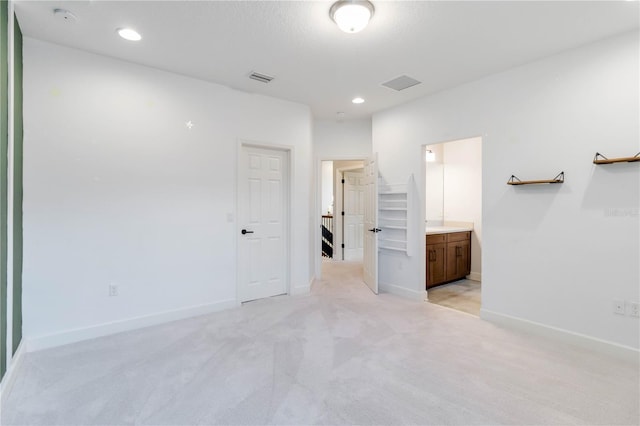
426;231;471;289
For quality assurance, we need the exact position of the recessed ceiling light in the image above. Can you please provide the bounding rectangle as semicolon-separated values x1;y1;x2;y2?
352;97;365;104
117;28;142;41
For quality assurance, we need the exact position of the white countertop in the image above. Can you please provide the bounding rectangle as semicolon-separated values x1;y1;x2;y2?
425;226;473;235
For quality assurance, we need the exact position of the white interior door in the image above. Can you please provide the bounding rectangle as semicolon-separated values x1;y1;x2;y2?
363;154;379;294
238;145;288;302
343;170;365;261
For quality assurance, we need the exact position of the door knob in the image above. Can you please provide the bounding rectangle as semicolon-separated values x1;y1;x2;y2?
241;229;254;235
368;228;382;233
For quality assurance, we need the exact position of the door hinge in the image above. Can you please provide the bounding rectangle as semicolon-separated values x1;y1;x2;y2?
341;179;345;184
341;211;345;216
341;243;345;248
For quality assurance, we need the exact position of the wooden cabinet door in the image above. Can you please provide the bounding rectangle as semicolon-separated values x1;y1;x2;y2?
446;239;470;281
426;243;447;288
461;239;471;276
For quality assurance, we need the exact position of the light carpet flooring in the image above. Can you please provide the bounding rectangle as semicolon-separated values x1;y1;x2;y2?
2;261;639;425
427;279;481;316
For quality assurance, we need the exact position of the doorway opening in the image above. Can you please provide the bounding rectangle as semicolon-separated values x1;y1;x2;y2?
318;159;372;289
423;137;482;316
320;160;365;262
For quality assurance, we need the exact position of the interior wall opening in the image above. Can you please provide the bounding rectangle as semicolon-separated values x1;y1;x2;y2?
320;160;365;262
318;159;369;291
424;137;482;316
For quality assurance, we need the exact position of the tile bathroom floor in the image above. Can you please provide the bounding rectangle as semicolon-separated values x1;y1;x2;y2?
427;279;481;316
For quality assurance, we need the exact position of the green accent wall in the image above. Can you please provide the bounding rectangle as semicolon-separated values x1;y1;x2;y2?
12;13;22;354
1;0;9;380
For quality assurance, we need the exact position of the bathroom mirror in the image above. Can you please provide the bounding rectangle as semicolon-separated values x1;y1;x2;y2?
425;145;444;225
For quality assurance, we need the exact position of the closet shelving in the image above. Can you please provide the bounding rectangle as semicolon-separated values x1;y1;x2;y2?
593;152;640;165
507;171;564;186
378;174;413;256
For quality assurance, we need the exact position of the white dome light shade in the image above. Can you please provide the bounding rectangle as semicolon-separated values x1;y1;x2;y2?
330;1;375;34
117;28;142;41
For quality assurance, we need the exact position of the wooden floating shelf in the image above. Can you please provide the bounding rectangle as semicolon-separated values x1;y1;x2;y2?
593;152;640;165
508;172;564;186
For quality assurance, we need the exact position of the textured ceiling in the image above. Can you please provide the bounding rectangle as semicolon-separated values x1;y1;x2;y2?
14;1;640;120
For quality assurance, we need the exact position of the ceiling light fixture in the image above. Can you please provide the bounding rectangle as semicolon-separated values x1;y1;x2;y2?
117;28;142;41
425;150;436;162
352;97;365;104
330;0;375;34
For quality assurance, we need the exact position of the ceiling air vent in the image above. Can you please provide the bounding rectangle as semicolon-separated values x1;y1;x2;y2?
381;75;421;91
249;71;274;84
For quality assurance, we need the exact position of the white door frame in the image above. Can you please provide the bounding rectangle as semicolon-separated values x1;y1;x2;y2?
421;136;483;300
362;153;379;294
236;140;293;304
314;156;365;281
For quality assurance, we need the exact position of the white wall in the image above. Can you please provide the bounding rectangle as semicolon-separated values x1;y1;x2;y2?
321;161;333;214
373;31;639;349
425;144;444;223
22;39;313;346
442;137;482;279
313;118;372;159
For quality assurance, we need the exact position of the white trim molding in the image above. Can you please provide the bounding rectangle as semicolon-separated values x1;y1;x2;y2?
467;272;481;282
0;340;25;406
379;282;427;302
5;0;16;369
481;308;639;362
291;279;313;296
26;299;237;352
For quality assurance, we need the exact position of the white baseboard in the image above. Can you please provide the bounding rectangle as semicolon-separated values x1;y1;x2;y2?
467;272;481;282
379;282;427;302
26;299;237;352
309;276;317;291
0;341;26;405
480;308;639;362
291;280;312;296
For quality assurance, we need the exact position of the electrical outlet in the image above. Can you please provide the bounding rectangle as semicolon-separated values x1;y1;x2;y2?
108;284;118;297
627;301;640;318
613;299;625;315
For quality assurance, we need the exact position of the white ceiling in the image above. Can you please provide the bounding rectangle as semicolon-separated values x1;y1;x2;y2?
14;1;640;120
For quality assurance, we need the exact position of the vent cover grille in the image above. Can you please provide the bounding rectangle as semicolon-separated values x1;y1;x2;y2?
249;71;274;84
381;75;421;91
